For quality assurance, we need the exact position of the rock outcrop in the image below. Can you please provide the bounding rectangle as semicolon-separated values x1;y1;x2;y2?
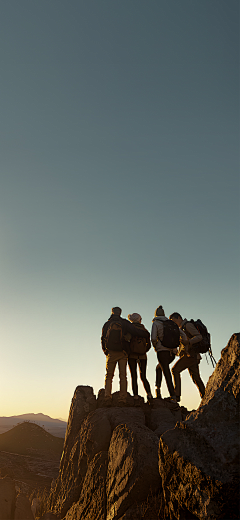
159;333;240;520
48;333;239;520
49;389;184;519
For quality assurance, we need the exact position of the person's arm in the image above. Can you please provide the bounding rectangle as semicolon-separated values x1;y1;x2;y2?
151;322;158;348
125;320;149;339
146;333;151;352
101;322;108;355
180;328;188;346
186;322;202;346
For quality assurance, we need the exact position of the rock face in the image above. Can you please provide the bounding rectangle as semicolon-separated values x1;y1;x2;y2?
49;334;240;520
49;387;183;519
159;333;240;520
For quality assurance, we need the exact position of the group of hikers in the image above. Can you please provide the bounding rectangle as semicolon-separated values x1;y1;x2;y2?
101;305;213;406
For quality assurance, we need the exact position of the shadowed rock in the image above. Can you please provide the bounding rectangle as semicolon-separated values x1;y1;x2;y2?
14;492;34;519
0;476;16;520
159;333;240;520
106;423;161;519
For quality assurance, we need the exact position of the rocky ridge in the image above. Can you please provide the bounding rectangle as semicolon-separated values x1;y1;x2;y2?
45;333;240;519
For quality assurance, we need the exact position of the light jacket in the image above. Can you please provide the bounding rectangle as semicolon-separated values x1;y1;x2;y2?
180;319;202;360
151;316;177;353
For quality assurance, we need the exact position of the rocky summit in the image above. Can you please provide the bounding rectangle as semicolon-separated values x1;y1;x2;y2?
46;333;239;520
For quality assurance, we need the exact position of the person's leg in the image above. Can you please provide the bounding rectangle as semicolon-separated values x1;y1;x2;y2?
128;357;138;396
118;352;128;400
138;359;152;396
172;355;199;400
155;363;162;398
157;351;176;398
105;351;118;397
188;362;205;398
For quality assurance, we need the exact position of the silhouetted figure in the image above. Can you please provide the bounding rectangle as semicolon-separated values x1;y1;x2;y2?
101;307;150;405
151;306;180;404
127;313;153;403
170;312;205;402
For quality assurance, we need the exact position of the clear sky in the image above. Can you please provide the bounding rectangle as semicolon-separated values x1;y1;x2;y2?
0;1;239;420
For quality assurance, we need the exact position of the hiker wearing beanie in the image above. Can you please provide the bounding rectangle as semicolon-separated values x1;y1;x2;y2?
101;307;150;405
169;312;205;402
151;306;180;404
127;313;153;403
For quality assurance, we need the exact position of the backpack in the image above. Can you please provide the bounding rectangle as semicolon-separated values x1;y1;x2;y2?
184;319;211;354
161;320;180;349
130;336;147;355
105;321;123;351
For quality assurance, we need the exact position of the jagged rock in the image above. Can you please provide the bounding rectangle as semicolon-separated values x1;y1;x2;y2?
14;492;34;519
49;386;189;519
0;476;16;520
148;406;177;437
106;423;161;519
159;333;240;520
65;451;108;520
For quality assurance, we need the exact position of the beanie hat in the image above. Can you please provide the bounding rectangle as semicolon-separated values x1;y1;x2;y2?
154;306;165;317
128;313;142;323
111;307;122;316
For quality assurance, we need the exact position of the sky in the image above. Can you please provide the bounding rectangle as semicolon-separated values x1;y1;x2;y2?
0;1;239;421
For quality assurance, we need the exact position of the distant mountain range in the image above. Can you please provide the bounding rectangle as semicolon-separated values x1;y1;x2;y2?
0;413;67;438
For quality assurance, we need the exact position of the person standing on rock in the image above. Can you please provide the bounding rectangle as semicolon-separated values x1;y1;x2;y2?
101;307;150;405
127;313;153;403
151;306;179;403
169;312;205;402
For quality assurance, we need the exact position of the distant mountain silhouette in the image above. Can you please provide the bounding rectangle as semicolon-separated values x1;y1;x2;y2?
0;422;64;460
0;413;67;437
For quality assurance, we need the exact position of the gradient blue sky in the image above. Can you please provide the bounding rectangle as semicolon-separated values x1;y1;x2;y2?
0;1;239;420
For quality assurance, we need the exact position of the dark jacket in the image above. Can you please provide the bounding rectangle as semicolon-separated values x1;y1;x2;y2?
101;315;150;355
129;322;151;360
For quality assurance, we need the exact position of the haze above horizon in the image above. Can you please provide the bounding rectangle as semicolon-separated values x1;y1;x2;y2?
0;0;239;421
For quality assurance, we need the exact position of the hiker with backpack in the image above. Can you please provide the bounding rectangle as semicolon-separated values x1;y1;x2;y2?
101;307;150;405
169;312;206;402
127;313;153;403
151;306;180;404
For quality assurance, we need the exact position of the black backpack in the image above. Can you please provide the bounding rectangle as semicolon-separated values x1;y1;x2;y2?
105;320;123;351
184;319;211;354
161;320;180;349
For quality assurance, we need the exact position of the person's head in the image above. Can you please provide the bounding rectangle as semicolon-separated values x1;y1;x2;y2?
128;313;142;323
169;312;183;327
154;306;165;317
111;307;122;316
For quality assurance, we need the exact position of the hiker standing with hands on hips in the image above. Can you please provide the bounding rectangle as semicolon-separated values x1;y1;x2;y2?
151;305;180;404
101;307;150;405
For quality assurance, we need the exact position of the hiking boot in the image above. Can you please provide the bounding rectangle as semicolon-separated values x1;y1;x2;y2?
155;388;162;399
147;392;154;404
165;396;177;404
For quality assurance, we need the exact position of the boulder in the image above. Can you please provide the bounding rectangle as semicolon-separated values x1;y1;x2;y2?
14;493;34;519
0;476;16;520
159;333;240;520
106;423;161;519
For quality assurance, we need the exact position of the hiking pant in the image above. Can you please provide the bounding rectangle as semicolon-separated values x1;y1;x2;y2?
128;358;151;396
156;351;176;398
105;350;128;399
171;355;205;399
